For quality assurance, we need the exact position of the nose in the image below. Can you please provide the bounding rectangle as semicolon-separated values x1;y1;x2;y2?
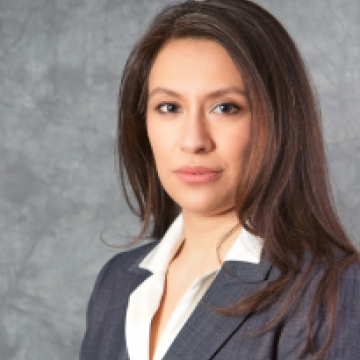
179;110;214;154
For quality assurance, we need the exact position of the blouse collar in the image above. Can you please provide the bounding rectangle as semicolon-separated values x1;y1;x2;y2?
140;214;263;274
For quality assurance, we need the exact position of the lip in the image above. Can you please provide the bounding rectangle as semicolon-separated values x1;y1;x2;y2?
174;166;223;184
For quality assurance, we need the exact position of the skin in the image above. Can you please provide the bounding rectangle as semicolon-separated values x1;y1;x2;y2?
146;38;252;359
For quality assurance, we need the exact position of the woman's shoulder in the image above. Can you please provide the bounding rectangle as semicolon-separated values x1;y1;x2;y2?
85;240;158;309
336;257;360;300
306;250;360;295
278;250;360;325
98;240;158;277
273;253;360;358
89;240;157;291
301;251;360;323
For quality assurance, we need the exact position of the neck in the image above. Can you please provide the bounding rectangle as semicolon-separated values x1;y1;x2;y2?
179;208;242;261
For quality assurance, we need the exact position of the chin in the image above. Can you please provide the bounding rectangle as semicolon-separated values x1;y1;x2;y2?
175;197;234;217
164;182;236;216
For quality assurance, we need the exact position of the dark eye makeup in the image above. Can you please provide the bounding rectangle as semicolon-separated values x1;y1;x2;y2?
154;101;242;115
156;103;180;113
214;103;241;114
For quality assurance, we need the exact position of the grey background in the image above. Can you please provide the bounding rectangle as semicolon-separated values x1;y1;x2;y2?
0;0;359;359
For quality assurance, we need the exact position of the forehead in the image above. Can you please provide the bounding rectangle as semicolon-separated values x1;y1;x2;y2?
147;38;245;92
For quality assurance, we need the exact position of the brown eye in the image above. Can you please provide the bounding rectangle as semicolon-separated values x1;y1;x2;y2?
157;103;180;113
214;103;240;114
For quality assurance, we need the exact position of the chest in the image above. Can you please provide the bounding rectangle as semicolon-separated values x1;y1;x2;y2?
150;266;218;360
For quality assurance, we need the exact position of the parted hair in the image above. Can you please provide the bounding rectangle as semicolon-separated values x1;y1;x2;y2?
117;1;359;359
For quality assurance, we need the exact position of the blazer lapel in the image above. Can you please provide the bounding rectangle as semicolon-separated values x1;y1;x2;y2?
163;260;278;360
114;266;151;360
102;243;156;360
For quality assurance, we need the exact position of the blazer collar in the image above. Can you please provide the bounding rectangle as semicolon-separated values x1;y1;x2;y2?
131;213;263;278
125;241;158;277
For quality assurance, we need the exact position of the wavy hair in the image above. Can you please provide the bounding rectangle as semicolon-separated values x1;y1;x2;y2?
117;1;359;358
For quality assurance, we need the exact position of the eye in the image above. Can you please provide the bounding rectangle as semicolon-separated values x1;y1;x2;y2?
213;103;240;115
156;103;180;114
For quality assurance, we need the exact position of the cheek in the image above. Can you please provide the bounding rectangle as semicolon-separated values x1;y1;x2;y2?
147;121;160;156
147;122;173;174
147;116;179;156
220;128;250;167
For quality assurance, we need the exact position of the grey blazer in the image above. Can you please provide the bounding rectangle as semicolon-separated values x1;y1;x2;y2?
80;241;360;360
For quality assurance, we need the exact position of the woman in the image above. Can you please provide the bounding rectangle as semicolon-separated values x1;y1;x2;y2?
80;1;360;359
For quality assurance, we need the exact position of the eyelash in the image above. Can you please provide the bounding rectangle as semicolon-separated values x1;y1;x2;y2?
155;102;241;115
156;103;180;114
213;103;240;114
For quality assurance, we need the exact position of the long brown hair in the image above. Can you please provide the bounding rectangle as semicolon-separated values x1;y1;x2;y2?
117;0;359;358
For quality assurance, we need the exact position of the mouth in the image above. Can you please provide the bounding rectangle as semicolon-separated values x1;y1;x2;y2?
174;166;222;183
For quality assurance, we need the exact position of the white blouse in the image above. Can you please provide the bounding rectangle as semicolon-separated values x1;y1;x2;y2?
125;214;263;360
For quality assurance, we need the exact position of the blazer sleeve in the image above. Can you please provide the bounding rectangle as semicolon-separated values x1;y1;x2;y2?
80;255;119;360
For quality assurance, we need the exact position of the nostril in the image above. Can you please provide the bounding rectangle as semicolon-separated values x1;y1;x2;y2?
179;122;214;154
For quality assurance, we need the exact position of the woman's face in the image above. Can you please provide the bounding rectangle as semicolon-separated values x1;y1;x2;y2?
146;38;251;217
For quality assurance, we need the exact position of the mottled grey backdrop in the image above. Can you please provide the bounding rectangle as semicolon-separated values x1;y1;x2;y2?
0;0;359;359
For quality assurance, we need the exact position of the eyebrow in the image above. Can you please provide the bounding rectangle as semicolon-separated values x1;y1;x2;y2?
148;86;247;100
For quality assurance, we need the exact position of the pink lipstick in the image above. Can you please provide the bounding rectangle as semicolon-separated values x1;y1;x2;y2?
174;166;222;184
